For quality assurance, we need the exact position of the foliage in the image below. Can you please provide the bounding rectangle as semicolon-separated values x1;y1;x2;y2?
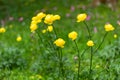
0;0;120;80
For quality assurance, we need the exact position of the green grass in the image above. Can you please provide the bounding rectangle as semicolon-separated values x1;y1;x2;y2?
0;0;120;80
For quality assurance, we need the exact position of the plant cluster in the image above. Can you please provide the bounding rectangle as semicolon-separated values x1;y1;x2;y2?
27;12;118;80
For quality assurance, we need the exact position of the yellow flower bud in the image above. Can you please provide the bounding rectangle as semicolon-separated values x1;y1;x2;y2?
77;13;87;22
95;65;100;69
29;76;35;79
54;38;65;48
16;36;22;42
68;31;78;41
0;27;6;33
53;15;61;20
114;34;117;38
36;75;42;79
42;29;46;33
30;24;38;32
87;40;94;47
104;24;115;31
47;26;53;32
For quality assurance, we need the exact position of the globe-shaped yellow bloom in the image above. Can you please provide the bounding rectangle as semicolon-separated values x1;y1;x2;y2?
104;24;115;31
32;16;41;24
53;15;61;20
47;26;53;32
77;13;87;22
114;34;117;38
44;14;54;25
36;75;42;79
0;27;6;33
16;36;22;42
42;29;46;33
54;38;65;48
37;12;46;19
30;24;38;32
29;76;35;79
87;40;94;47
68;31;78;41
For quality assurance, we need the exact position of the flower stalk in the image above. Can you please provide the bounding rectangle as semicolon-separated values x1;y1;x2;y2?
74;40;80;80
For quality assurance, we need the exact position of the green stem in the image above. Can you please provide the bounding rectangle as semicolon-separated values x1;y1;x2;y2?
52;24;58;38
81;47;90;57
59;48;64;78
94;32;108;53
36;30;43;43
83;21;91;39
89;47;93;79
36;30;52;53
74;40;80;80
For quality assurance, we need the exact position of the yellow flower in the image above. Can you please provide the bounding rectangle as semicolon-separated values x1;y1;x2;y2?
36;75;42;79
104;24;115;31
53;15;61;20
37;12;46;19
0;27;6;33
31;21;37;24
114;34;117;38
29;76;35;79
77;13;87;22
68;31;78;41
47;26;53;32
32;16;41;23
44;14;54;25
16;36;22;42
87;40;94;47
42;29;46;33
30;24;38;32
95;65;100;69
54;38;65;48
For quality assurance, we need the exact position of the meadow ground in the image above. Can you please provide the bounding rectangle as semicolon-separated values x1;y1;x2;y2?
0;0;120;80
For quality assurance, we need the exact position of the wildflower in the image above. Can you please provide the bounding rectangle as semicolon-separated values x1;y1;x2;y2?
87;40;94;47
74;56;78;60
16;36;22;42
66;13;71;18
68;31;78;41
94;27;98;33
32;16;41;24
114;34;117;38
44;14;60;24
70;5;75;12
37;12;46;20
44;14;54;24
42;29;46;33
0;27;6;33
53;15;61;20
117;21;120;25
95;65;100;69
29;76;35;79
47;26;53;32
86;15;91;21
9;16;14;21
31;21;37;24
104;24;115;31
77;13;87;22
54;38;65;48
30;24;38;32
18;17;24;22
36;75;42;79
